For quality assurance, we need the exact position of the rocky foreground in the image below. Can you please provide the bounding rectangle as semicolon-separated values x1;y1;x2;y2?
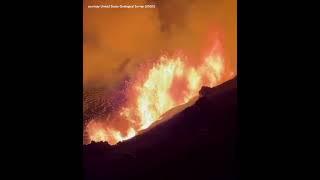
84;77;238;180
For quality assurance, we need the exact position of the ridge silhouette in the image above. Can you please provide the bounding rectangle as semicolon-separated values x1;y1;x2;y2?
84;77;238;180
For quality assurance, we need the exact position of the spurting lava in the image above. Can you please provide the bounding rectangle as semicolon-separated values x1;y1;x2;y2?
85;39;233;145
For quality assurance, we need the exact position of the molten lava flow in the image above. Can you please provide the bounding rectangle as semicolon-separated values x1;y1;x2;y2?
86;41;233;145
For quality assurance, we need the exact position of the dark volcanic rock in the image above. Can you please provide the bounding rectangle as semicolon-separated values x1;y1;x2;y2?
84;77;238;180
84;141;112;155
199;86;212;97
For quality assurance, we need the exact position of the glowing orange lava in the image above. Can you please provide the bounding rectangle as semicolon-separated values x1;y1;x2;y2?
85;40;234;145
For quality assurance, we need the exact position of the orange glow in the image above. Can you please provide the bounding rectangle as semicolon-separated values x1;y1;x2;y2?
85;39;233;145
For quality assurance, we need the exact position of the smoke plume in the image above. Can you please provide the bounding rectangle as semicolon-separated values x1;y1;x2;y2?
83;0;236;121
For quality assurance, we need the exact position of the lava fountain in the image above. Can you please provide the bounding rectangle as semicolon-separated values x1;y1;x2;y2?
85;39;234;145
